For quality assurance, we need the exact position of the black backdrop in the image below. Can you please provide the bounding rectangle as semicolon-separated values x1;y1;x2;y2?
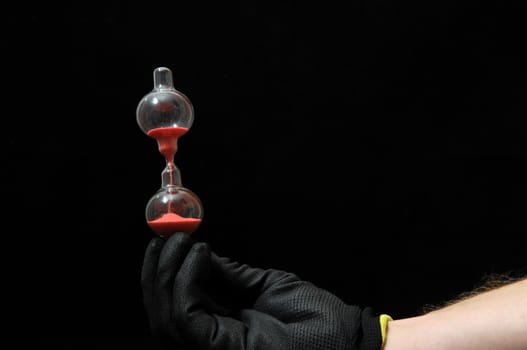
2;1;527;348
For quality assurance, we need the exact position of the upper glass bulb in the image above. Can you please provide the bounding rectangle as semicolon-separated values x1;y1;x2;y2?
136;67;194;134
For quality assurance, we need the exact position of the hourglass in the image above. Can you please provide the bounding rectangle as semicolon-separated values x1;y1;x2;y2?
136;67;203;237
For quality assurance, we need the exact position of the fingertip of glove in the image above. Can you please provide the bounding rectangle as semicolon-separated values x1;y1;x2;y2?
145;236;166;255
190;241;211;256
176;242;213;284
168;231;194;243
210;252;234;265
148;236;165;247
156;232;196;267
164;231;194;249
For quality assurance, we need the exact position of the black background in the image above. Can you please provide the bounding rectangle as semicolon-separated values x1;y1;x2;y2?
2;1;527;348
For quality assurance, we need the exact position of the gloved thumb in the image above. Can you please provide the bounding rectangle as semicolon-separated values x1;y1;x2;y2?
208;252;300;304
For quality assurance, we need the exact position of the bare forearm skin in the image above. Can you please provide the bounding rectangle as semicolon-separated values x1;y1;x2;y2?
383;277;527;350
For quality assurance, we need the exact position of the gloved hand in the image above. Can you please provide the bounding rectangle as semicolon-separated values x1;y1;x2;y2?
141;232;383;350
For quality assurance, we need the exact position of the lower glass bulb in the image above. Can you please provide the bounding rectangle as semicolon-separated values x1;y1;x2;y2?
145;185;203;237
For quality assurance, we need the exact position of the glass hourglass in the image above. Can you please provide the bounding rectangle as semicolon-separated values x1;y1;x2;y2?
136;67;203;237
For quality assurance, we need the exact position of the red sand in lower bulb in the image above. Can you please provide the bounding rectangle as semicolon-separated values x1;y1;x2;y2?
148;212;201;236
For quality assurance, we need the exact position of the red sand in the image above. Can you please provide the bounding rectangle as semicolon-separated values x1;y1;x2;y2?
147;212;201;236
147;127;188;161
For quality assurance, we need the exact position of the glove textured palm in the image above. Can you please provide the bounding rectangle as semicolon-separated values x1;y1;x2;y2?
141;233;381;350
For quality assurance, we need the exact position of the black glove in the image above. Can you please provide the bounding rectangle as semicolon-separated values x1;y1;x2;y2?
141;232;383;350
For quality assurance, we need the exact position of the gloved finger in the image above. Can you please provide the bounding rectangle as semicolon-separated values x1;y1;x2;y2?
174;242;249;349
157;232;195;324
141;236;166;306
170;241;229;315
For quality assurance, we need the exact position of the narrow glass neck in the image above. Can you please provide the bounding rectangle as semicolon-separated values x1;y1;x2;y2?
161;160;182;187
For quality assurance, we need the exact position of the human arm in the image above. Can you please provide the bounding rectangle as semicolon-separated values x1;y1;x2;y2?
382;275;527;350
141;232;388;350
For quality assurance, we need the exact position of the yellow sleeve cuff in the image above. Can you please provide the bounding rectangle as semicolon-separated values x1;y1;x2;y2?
379;313;393;347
